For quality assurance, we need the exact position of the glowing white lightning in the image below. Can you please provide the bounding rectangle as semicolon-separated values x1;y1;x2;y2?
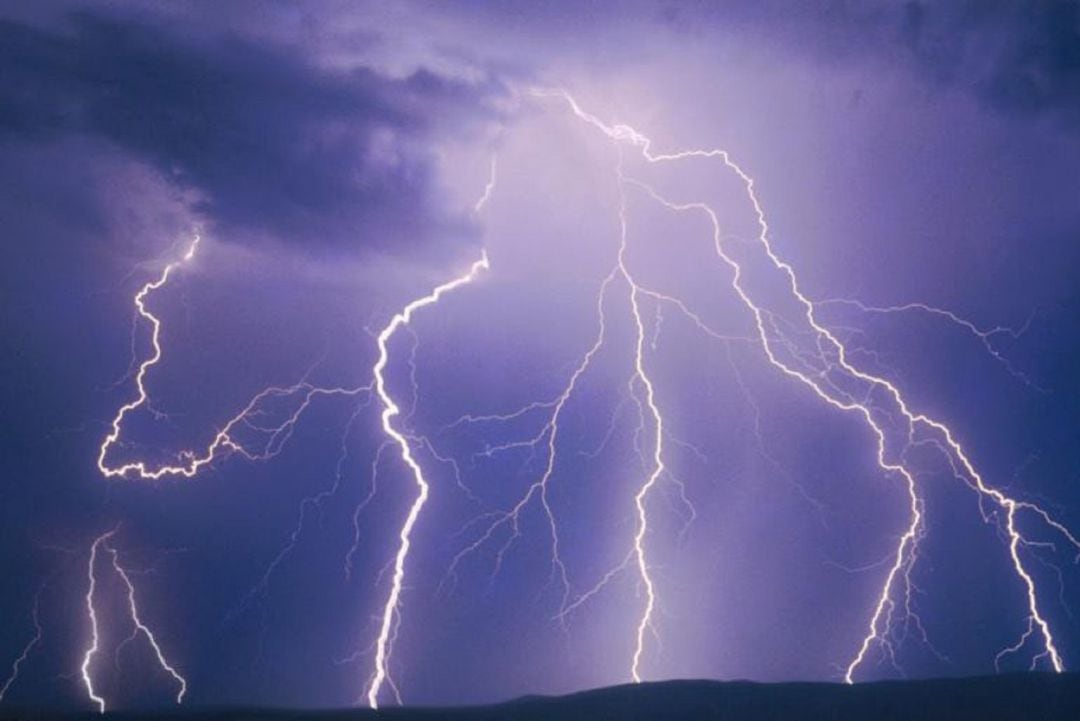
80;528;187;713
536;87;1079;682
818;298;1040;390
97;236;202;479
105;544;187;702
365;251;490;709
474;156;498;214
80;530;110;713
616;177;666;683
442;267;614;606
440;155;674;682
75;82;1077;706
97;234;370;482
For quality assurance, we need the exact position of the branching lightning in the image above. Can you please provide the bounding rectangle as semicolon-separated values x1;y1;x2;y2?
441;153;676;682
88;159;498;711
80;532;109;714
97;234;370;482
80;528;187;713
443;268;614;606
817;298;1041;391
105;543;187;703
97;236;205;479
532;87;1080;683
66;76;1079;713
364;251;490;708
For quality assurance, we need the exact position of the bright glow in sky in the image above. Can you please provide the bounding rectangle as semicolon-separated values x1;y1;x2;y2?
2;0;1080;711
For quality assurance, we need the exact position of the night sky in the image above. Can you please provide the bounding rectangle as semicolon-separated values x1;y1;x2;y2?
3;0;1080;712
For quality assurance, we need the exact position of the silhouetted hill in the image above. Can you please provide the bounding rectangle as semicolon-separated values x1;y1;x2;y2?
4;673;1079;721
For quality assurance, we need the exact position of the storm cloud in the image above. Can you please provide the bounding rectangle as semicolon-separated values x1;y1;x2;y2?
0;10;506;254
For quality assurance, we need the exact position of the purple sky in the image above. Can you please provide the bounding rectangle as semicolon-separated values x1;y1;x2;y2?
2;0;1080;711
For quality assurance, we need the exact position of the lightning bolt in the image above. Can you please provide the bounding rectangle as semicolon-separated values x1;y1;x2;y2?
105;544;187;703
78;83;1077;707
93;160;499;709
365;251;490;709
534;88;1079;682
97;235;203;479
616;174;667;683
442;268;613;607
474;156;498;214
97;234;369;482
80;530;110;713
224;385;378;630
80;528;187;712
0;583;45;702
440;152;676;682
817;298;1041;391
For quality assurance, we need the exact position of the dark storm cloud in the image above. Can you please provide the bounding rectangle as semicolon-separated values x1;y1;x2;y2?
897;1;1080;126
0;11;506;253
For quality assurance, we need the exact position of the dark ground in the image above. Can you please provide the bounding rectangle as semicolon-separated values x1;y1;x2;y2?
4;673;1079;721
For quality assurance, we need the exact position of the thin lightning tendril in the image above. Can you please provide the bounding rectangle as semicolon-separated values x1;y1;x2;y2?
105;545;187;703
441;152;672;681
0;584;45;702
818;298;1041;390
536;87;1079;682
443;268;614;610
97;236;203;479
93;161;498;710
80;87;1079;708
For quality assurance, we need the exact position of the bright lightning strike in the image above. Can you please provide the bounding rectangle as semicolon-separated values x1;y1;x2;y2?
97;235;204;479
92;161;498;710
534;87;1080;683
616;176;667;684
80;530;112;713
365;251;490;709
80;528;186;713
71;79;1077;709
105;543;187;702
441;154;676;682
97;234;369;482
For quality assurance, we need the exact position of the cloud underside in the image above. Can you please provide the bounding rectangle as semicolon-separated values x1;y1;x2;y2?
0;11;503;255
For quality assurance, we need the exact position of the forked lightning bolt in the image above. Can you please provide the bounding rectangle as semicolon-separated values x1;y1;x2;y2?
106;543;187;702
73;82;1078;710
0;584;45;702
92;164;496;709
97;234;368;481
97;235;203;479
365;251;490;709
818;298;1040;391
534;87;1080;681
617;178;667;683
81;528;186;713
443;169;676;681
